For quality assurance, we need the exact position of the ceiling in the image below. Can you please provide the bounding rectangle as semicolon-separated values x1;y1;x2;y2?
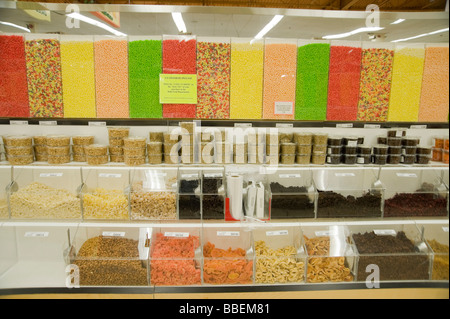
0;1;448;43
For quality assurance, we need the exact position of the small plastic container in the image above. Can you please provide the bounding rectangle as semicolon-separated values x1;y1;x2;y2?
47;146;70;156
85;144;108;156
34;153;48;162
33;135;47;145
8;154;34;165
343;146;357;155
4;146;33;156
109;154;124;163
373;155;387;165
343;155;357;165
387;155;401;164
387;137;402;147
148;132;164;142
416;147;432;155
179;121;196;134
279;132;293;143
296;154;310;164
147;142;163;154
443;150;449;164
280;154;295;164
46;135;70;147
313;133;328;145
296;144;312;154
388;146;402;155
373;144;389;155
402;136;419;147
124;155;146;166
108;146;124;155
416;154;431;165
327;146;342;155
342;136;358;147
123;147;146;157
327;136;342;146
293;132;312;145
432;147;442;161
387;128;406;137
357;136;364;145
311;152;326;165
3;135;33;147
401;154;416;165
107;126;130;138
402;146;417;155
444;137;449;150
147;154;163;164
326;154;341;164
312;144;327;153
72;154;86;162
109;137;124;146
47;154;70;164
433;136;444;148
87;155;108;165
280;143;296;154
72;145;86;155
72;135;95;145
377;135;387;144
357;155;371;164
123;137;147;148
357;145;371;155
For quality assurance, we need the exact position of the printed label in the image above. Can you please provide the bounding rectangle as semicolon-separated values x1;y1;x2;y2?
266;230;289;236
335;173;355;177
374;229;396;236
39;121;57;126
217;231;240;237
98;173;122;178
396;173;417;178
102;232;125;237
274;102;294;115
25;232;49;237
364;124;381;129
10;120;28;125
336;123;353;128
88;121;106;126
164;232;189;238
40;173;63;177
279;174;301;178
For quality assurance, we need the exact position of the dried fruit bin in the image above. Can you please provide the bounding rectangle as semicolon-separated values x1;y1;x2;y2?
301;225;357;283
0;225;77;289
348;223;432;282
178;168;202;219
269;168;316;219
0;166;11;219
418;223;449;281
80;167;130;220
8;166;82;220
68;226;150;286
253;225;306;284
202;168;225;220
150;227;202;286
313;167;384;218
129;167;178;220
380;167;449;218
202;226;254;285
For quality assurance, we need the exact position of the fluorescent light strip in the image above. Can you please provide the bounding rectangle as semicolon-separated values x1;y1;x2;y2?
0;21;30;32
254;15;284;39
391;19;405;25
66;13;126;36
391;27;449;42
322;27;384;40
171;12;187;34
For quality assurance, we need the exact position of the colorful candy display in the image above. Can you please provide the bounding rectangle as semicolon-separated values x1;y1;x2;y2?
60;38;96;118
128;38;162;119
388;46;425;122
229;40;264;119
196;40;231;119
0;35;29;117
326;44;362;121
263;41;297;120
418;46;449;122
357;47;394;121
295;42;330;121
162;37;197;118
25;37;64;118
94;38;129;118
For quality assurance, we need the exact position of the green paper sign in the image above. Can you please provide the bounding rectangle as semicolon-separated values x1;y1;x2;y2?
159;74;197;104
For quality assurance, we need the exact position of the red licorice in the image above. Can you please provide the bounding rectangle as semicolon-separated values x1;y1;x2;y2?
0;35;29;117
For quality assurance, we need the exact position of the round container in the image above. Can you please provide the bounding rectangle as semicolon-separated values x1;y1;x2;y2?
387;155;401;164
124;155;146;166
33;135;47;145
279;133;293;143
147;142;162;154
72;154;86;162
296;144;312;154
311;151;326;165
401;154;415;165
342;136;358;146
387;128;406;137
123;137;147;148
343;146;357;155
313;133;328;145
5;146;33;156
108;146;124;155
34;153;48;162
312;144;327;153
109;137;124;146
444;137;449;150
109;154;124;163
148;154;163;164
293;132;312;145
47;146;70;156
357;155;371;164
72;135;94;146
373;155;387;165
402;146;417;155
87;155;108;165
148;132;163;142
47;154;70;165
343;155;357;165
72;145;86;155
46;135;70;147
377;135;387;144
443;149;449;164
123;147;146;157
280;154;295;165
327;146;342;155
387;137;402;147
432;147;442;161
327;136;342;146
357;145;371;155
163;132;179;143
8;154;34;165
416;147;432;155
402;136;419;147
296;154;310;164
388;146;402;155
373;144;389;155
85;144;108;156
280;142;296;154
326;154;341;164
416;154;431;165
433;136;444;148
3;135;33;147
107;126;130;138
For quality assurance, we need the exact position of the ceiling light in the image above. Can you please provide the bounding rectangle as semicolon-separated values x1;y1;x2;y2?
254;15;284;39
322;27;384;40
391;19;405;25
391;27;449;42
66;12;126;36
171;12;187;34
0;21;30;32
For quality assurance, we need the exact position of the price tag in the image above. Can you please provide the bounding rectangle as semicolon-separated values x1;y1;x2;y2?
217;231;240;237
204;173;223;178
40;173;63;177
275;123;293;128
25;232;49;237
274;102;294;115
374;229;396;236
164;232;189;238
98;173;122;178
102;232;125;237
335;173;355;177
364;124;381;129
10;120;28;125
88;121;107;127
266;230;289;236
315;230;336;237
279;174;301;178
234;123;252;128
39;121;57;126
396;173;417;178
181;174;198;179
336;123;353;128
410;125;427;129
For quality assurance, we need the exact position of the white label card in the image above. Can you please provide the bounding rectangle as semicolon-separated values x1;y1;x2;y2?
315;230;336;237
234;123;252;128
410;125;427;129
25;232;49;237
266;230;289;236
217;231;240;237
39;121;57;126
10;120;28;125
396;173;417;178
274;102;294;115
102;232;125;237
276;123;293;128
364;124;381;129
336;123;353;128
335;173;355;177
374;229;396;236
164;232;189;238
279;174;301;179
88;121;107;127
40;173;63;177
99;173;122;178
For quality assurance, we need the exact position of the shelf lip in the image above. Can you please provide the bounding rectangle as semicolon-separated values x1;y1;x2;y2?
0;281;448;296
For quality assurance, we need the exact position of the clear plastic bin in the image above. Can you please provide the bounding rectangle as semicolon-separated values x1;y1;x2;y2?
178;168;201;219
202;168;225;220
418;223;449;281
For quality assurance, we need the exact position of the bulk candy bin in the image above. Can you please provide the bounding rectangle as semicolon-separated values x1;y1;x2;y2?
0;166;11;219
418;223;449;281
178;168;202;219
202;168;225;220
